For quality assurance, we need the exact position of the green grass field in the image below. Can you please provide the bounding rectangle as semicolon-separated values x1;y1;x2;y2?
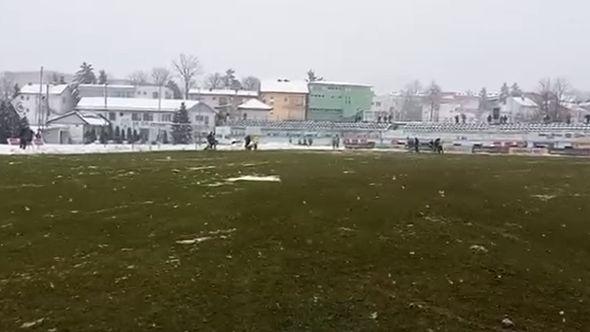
1;151;590;331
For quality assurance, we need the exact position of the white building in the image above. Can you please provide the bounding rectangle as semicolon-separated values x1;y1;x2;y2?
188;88;259;122
11;84;75;125
74;97;217;143
46;111;111;144
77;84;173;99
501;96;540;122
237;99;273;120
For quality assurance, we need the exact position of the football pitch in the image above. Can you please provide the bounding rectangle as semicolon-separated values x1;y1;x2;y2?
1;151;589;331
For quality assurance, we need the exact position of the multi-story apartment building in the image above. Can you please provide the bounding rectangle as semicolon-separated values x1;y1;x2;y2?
260;80;308;121
308;81;374;121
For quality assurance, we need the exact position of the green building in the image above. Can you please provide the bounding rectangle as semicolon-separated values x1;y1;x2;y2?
308;81;374;121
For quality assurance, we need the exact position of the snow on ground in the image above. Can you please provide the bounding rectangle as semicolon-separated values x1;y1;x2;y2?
0;143;342;155
226;175;281;183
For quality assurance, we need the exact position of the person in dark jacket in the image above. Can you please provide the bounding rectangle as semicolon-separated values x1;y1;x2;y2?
244;135;252;150
414;137;420;153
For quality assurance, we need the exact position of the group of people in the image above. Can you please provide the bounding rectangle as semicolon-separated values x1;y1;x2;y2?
407;137;444;154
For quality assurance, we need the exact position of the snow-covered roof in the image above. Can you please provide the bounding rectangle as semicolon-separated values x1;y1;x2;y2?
238;99;273;110
260;80;309;94
309;81;373;88
78;84;135;90
76;97;200;112
20;84;69;95
188;88;259;97
510;97;537;107
47;111;110;126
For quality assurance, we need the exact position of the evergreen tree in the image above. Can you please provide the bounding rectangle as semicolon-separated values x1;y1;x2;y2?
0;102;25;143
126;128;132;143
222;69;241;90
500;82;510;104
114;126;121;143
166;80;183;99
98;70;108;85
171;102;192;144
74;62;97;84
99;127;109;144
13;84;20;99
84;129;97;144
510;83;523;97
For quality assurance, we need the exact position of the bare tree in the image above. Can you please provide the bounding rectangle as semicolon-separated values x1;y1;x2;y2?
172;54;202;99
552;78;569;122
536;77;570;122
128;70;150;85
204;73;224;90
241;76;261;91
401;80;423;121
152;67;171;110
151;67;171;87
426;81;442;122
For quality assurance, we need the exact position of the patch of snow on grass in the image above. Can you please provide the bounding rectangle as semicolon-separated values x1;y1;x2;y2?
226;175;281;183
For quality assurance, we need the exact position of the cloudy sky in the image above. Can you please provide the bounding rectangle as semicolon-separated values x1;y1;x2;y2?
1;0;588;93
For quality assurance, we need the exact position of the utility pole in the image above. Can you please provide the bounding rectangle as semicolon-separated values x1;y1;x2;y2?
37;66;44;127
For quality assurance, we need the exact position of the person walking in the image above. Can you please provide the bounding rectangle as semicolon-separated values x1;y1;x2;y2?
414;137;420;153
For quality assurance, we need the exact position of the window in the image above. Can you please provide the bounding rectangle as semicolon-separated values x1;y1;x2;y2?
284;97;288;102
243;113;247;120
195;115;204;122
119;112;124;117
161;114;172;122
203;116;209;125
143;113;153;121
219;97;228;105
132;113;141;121
109;112;116;121
152;92;158;99
143;91;147;95
20;95;24;100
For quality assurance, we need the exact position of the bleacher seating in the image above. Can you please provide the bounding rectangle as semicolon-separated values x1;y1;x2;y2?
400;122;590;134
227;120;393;132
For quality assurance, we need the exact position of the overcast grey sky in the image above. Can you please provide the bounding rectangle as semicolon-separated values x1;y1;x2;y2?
1;0;588;93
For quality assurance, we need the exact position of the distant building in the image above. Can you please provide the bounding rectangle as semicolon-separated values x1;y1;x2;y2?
77;84;173;99
260;80;308;121
500;96;540;122
12;84;75;126
74;97;216;143
188;88;259;122
46;111;110;144
308;81;374;121
237;99;273;121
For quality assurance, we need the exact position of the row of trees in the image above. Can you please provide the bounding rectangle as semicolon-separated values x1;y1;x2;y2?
397;78;576;123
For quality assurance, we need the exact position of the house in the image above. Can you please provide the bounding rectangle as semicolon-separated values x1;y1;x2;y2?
46;111;110;144
308;81;374;121
501;96;540;122
75;97;216;143
188;88;258;122
237;99;273;121
77;84;173;99
11;84;75;126
260;80;308;121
